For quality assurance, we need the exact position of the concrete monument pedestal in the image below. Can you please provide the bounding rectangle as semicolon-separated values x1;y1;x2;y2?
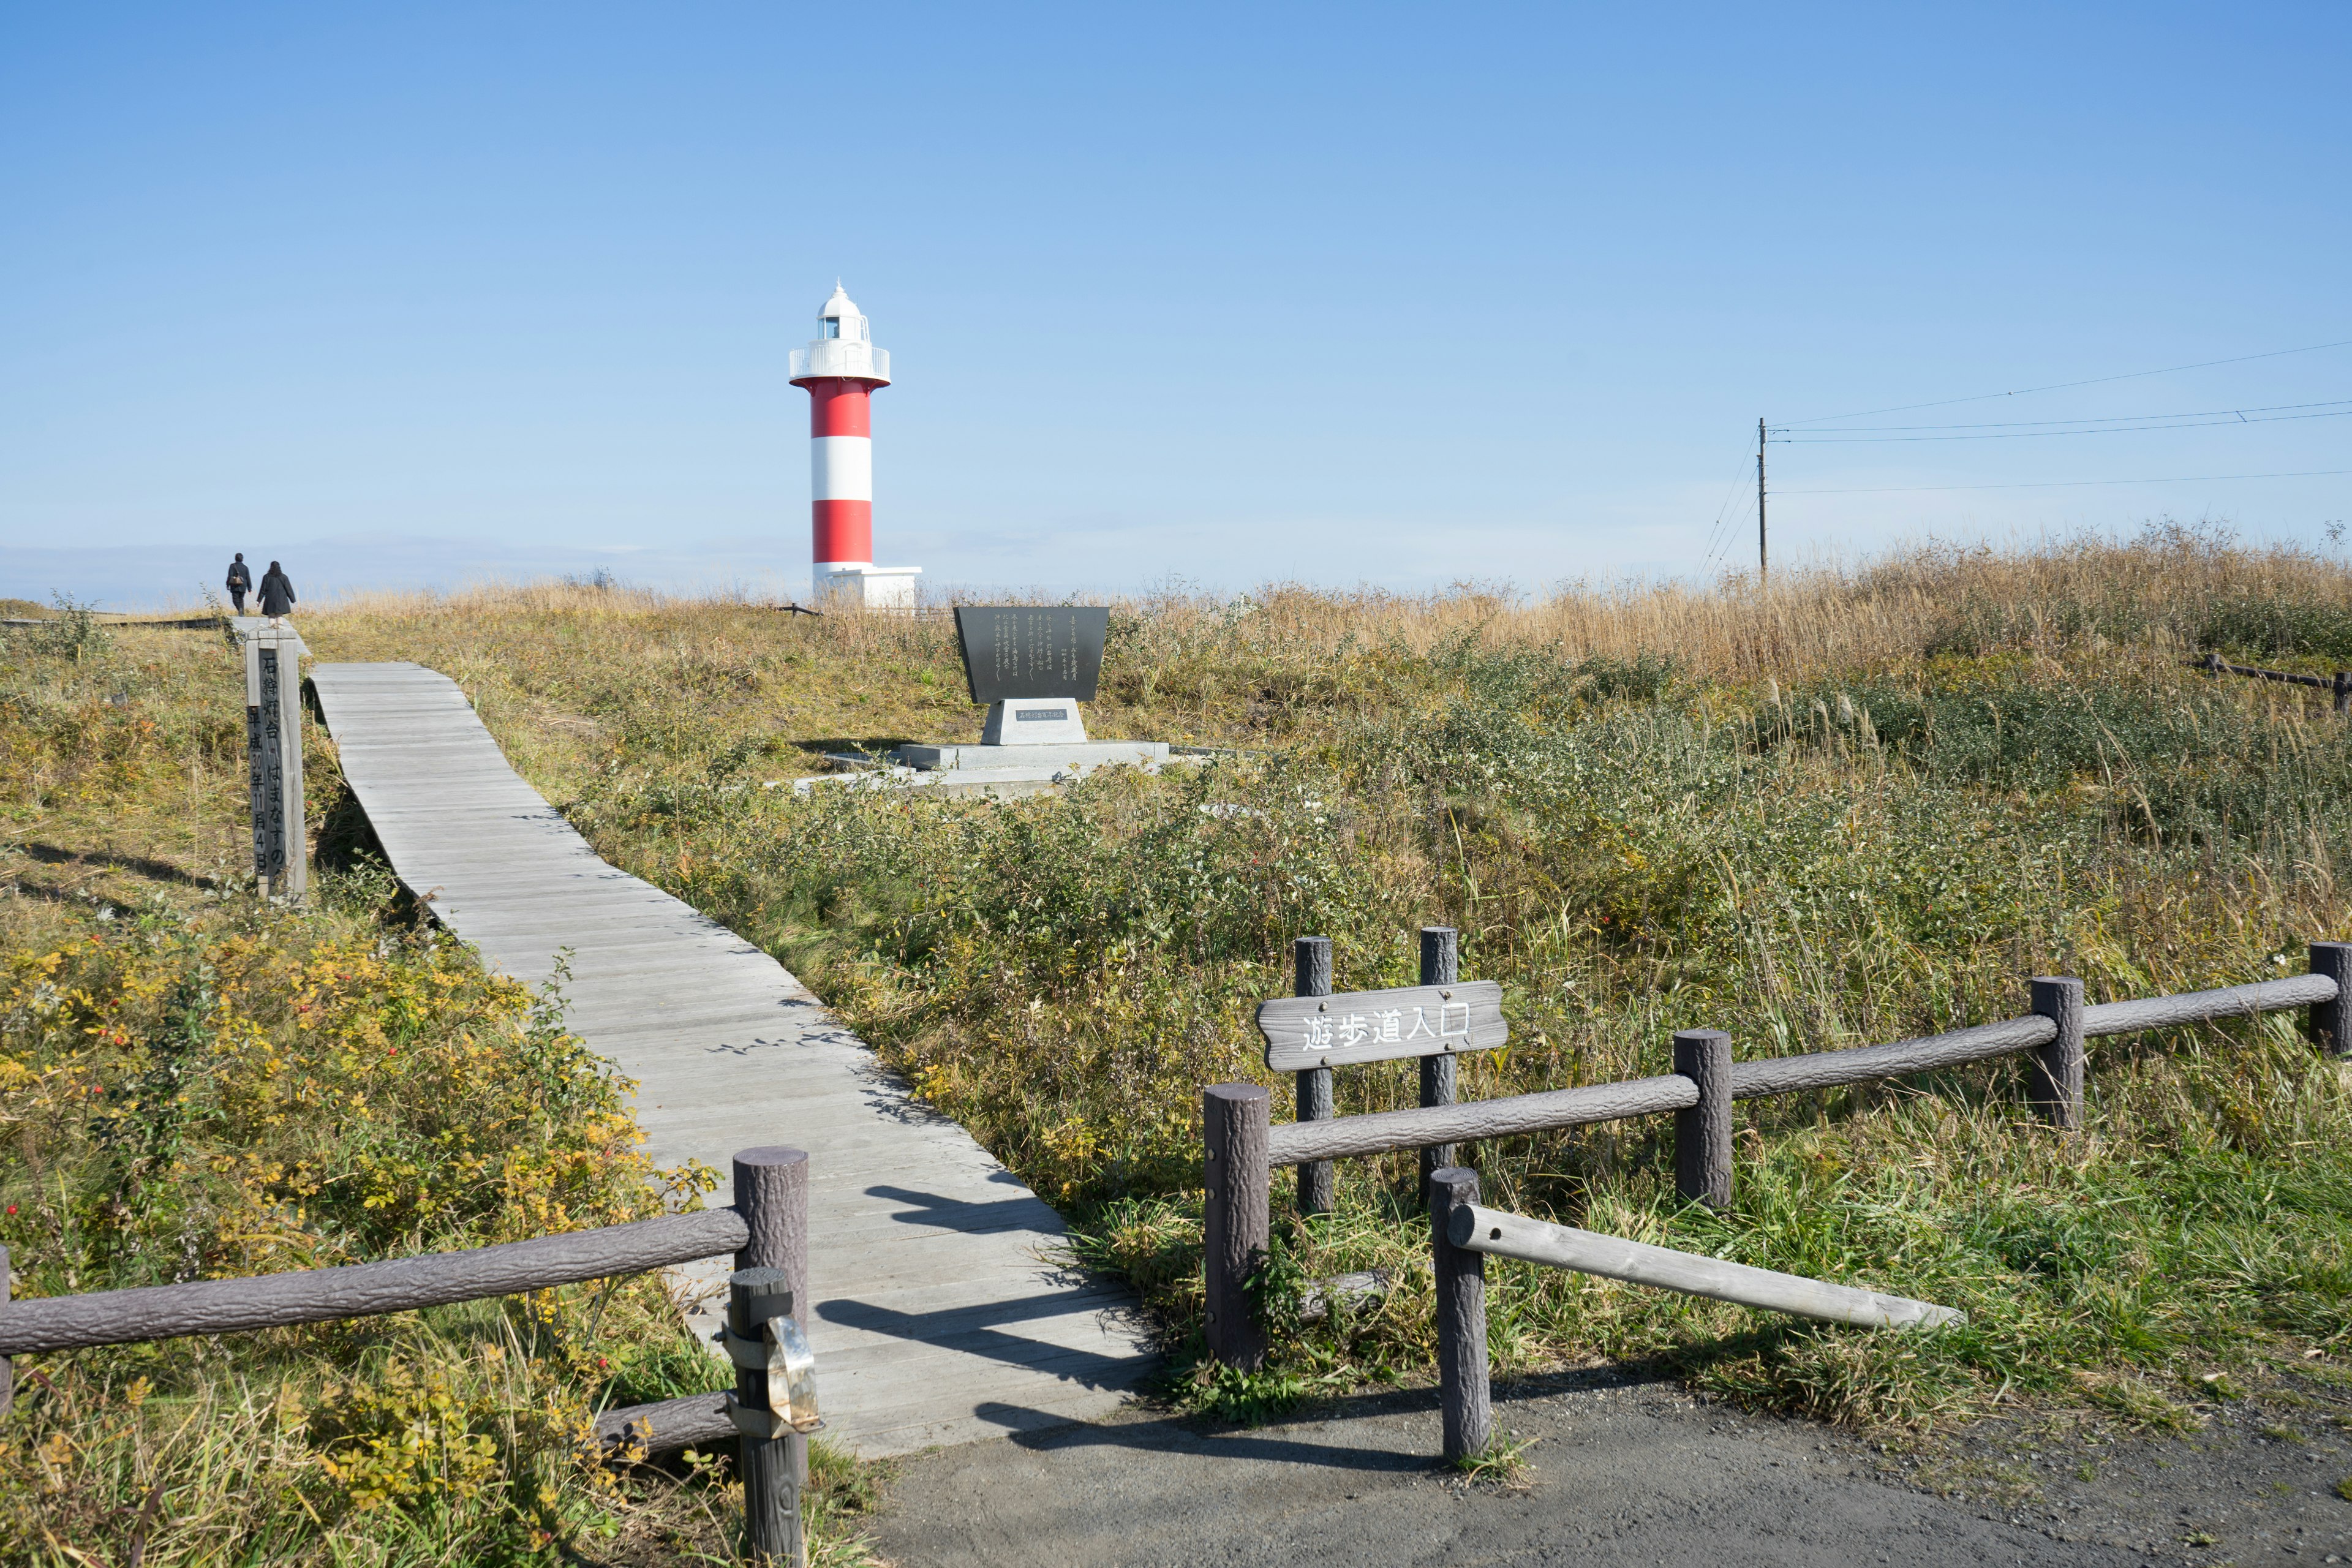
892;697;1169;774
892;739;1172;773
799;604;1169;795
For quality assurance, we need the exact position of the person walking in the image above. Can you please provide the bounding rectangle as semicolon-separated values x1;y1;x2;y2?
257;560;296;624
225;552;252;612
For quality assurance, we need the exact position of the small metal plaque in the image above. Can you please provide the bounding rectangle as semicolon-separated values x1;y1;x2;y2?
955;607;1108;703
1015;707;1069;721
1257;980;1508;1072
721;1313;821;1438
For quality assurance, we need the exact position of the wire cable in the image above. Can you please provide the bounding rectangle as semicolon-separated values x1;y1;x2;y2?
1774;466;2352;497
1700;445;1759;564
1705;489;1756;565
1781;336;2352;428
1770;395;2352;437
1777;407;2352;444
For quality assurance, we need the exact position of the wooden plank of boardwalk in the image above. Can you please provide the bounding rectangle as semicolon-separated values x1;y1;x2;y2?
309;661;1151;1456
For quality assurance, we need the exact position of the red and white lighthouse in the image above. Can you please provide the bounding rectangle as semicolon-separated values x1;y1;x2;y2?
788;285;919;609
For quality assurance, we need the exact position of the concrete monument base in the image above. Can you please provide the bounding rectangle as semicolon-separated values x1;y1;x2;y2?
891;739;1170;772
892;698;1167;773
979;698;1088;746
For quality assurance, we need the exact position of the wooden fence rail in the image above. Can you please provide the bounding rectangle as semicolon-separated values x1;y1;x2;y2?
1259;969;2344;1168
0;1208;748;1357
1424;1180;1964;1461
1450;1203;1966;1332
1207;939;2352;1371
2190;652;2352;710
0;1147;815;1566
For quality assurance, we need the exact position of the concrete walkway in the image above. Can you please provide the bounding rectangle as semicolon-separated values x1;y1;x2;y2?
309;660;1152;1456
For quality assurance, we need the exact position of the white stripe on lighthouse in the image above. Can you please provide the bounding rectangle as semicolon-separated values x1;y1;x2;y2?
811;435;873;502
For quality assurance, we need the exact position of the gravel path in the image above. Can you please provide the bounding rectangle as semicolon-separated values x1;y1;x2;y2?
870;1368;2352;1566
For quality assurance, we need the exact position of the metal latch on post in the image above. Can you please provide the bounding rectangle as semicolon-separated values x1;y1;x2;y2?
718;1303;822;1439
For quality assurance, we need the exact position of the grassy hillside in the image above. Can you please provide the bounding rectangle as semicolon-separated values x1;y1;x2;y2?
294;528;2352;1433
13;528;2352;1563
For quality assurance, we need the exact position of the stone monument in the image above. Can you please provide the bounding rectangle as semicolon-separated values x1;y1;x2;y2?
890;607;1170;777
238;620;308;899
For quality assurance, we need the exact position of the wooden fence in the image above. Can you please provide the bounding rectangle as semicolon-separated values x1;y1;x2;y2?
0;615;227;630
0;1147;818;1567
1204;935;2352;1415
1420;1166;1969;1461
2190;651;2352;710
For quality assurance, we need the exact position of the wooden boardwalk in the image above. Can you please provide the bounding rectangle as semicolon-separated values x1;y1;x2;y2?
309;662;1151;1456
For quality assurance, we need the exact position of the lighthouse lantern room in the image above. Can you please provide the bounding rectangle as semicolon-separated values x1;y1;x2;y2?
788;285;920;609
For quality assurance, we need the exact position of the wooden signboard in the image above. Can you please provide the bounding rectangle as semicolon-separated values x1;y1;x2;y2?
954;606;1109;703
1257;980;1507;1072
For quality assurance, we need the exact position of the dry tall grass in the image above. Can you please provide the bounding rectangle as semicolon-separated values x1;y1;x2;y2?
312;520;2352;698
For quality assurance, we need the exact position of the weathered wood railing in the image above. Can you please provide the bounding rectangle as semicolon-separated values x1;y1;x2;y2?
1422;1166;1967;1461
2190;650;2352;711
1204;940;2352;1376
0;1146;816;1567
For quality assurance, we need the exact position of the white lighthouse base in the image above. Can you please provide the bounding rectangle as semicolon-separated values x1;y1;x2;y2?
813;564;921;612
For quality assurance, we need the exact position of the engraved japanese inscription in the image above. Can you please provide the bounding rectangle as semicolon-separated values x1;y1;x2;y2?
953;606;1109;704
1257;980;1508;1072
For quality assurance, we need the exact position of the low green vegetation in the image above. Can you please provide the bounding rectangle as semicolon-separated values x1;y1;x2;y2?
306;528;2352;1436
0;623;877;1564
13;527;2352;1559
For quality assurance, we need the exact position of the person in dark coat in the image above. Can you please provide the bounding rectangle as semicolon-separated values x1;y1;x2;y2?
257;561;296;621
225;553;252;611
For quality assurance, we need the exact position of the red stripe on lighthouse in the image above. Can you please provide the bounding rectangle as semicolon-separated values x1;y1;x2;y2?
812;500;872;565
807;380;872;438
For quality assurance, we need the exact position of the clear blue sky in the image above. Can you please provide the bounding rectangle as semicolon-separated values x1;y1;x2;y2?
3;3;2347;606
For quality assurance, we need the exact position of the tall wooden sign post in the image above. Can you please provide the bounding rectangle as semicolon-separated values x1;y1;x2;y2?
242;624;307;900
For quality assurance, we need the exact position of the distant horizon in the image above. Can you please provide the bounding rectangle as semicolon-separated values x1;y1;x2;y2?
7;516;2332;616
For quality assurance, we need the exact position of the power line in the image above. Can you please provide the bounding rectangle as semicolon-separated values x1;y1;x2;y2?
1781;336;2352;428
1700;445;1757;564
1713;489;1757;567
1769;394;2352;436
1776;407;2352;445
1775;466;2352;497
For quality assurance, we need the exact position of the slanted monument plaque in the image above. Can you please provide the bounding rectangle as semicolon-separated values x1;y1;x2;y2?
954;606;1107;704
953;606;1106;746
889;606;1168;775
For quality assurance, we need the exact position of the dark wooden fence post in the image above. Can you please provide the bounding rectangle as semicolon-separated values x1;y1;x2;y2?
2334;673;2350;715
1204;1084;1270;1370
2029;977;2086;1129
1428;1166;1491;1463
1419;927;1460;1197
1;1243;11;1416
1294;938;1335;1217
729;1266;805;1568
2311;942;2352;1056
1672;1029;1733;1207
734;1148;810;1488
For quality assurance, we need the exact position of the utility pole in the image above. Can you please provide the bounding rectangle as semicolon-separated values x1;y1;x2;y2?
1757;417;1768;584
